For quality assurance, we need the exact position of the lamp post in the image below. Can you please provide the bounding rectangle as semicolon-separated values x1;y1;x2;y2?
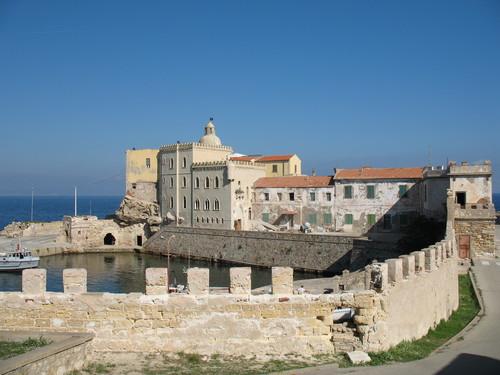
160;234;176;290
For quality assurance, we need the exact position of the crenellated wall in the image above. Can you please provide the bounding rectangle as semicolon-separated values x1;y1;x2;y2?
0;237;458;358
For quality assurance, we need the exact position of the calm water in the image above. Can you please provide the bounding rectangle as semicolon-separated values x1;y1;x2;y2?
0;252;319;293
0;196;122;230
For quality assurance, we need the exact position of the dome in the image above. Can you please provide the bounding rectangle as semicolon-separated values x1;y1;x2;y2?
199;118;222;146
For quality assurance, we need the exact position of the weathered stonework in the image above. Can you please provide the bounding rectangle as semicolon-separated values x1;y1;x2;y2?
229;267;252;295
272;267;293;294
63;268;87;294
187;267;209;294
145;268;169;295
22;269;46;294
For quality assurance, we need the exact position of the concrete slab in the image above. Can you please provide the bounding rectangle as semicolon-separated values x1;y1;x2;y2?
347;351;371;365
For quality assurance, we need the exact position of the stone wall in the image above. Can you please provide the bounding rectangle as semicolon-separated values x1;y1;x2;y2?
0;234;458;358
143;226;395;274
454;218;496;255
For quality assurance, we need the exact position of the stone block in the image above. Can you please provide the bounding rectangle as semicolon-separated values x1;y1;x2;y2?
272;267;293;294
145;268;169;295
229;267;251;294
63;268;87;293
399;255;415;279
410;251;425;273
347;351;371;364
385;258;403;283
22;268;46;294
187;267;209;295
424;248;436;271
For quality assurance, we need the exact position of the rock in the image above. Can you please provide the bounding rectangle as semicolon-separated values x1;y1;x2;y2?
115;195;161;225
347;351;371;364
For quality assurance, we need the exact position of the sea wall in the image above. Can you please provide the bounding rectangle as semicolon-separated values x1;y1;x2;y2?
0;234;458;358
143;226;396;274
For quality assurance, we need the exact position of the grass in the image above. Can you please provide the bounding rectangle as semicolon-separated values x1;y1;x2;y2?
363;273;480;366
0;336;51;360
67;363;116;375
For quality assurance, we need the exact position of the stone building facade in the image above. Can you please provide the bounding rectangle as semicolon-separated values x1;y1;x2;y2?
448;161;496;256
158;120;266;231
333;167;423;235
252;176;334;231
125;149;159;202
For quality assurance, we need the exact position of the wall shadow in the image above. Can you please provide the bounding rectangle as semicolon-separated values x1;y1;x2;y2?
435;353;500;375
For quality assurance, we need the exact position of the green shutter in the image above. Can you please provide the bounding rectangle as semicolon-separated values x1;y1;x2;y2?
345;214;353;225
308;214;317;224
262;213;270;223
367;185;375;199
344;186;352;199
367;214;376;226
323;213;332;225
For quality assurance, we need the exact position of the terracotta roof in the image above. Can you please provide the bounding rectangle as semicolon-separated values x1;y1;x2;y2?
230;154;295;162
255;176;334;188
334;167;423;180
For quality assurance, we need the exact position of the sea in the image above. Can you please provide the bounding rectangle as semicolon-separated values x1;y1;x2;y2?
0;196;123;230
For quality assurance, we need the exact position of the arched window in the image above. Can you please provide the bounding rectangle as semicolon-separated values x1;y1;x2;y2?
211;218;214;223
197;217;200;223
182;176;187;188
214;199;220;211
183;196;187;209
169;197;174;208
182;157;187;168
215;176;219;188
195;177;200;189
204;199;210;211
194;199;200;210
202;217;205;223
216;218;219;224
169;177;174;188
221;218;224;224
169;158;174;169
205;177;210;188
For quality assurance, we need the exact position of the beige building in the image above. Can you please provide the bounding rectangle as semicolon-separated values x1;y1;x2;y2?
252;176;334;231
333;167;424;235
158;119;265;230
230;154;302;177
125;149;159;202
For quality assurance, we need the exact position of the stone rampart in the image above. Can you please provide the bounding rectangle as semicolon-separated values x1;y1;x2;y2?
0;234;458;358
143;226;395;274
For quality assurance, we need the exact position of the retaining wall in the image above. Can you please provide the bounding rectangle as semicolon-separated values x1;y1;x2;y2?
143;226;396;274
0;234;458;357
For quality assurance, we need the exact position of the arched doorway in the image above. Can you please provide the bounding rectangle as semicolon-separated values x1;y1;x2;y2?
104;233;116;245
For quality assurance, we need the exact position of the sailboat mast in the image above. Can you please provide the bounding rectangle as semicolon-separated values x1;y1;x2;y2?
74;186;77;217
30;187;34;222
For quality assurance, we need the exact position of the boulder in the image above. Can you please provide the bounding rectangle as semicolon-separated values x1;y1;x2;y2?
115;195;161;226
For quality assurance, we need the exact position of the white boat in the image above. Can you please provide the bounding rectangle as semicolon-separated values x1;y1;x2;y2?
0;245;40;271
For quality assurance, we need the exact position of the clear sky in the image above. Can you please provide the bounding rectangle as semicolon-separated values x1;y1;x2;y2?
1;0;499;195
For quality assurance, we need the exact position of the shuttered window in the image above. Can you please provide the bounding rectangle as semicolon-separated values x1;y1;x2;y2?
399;185;408;198
308;214;317;225
262;213;270;223
344;214;353;225
367;214;376;226
323;213;332;225
344;186;353;199
367;185;375;199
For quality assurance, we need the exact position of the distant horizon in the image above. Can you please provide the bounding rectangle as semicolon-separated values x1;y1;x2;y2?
1;0;499;195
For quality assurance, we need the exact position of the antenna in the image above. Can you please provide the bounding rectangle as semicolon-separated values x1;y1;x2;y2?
74;186;78;217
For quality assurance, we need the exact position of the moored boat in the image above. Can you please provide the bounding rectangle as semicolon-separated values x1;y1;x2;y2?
0;246;40;271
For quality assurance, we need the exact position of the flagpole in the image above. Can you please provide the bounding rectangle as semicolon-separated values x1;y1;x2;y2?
74;186;77;217
30;187;34;222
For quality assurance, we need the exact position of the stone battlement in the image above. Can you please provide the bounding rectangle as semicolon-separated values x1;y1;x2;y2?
0;234;458;357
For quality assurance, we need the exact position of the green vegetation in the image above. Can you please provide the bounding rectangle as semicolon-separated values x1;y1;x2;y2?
362;273;480;366
68;363;116;375
0;336;50;360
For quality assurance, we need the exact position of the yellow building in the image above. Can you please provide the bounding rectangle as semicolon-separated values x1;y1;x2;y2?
230;154;301;177
125;149;159;202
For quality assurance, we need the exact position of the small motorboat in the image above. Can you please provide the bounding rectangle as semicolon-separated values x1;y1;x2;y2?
0;244;40;271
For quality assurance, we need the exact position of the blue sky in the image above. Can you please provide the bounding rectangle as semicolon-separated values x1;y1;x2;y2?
0;0;499;195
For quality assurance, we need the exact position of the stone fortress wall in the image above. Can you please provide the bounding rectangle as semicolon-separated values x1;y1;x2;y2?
0;235;458;357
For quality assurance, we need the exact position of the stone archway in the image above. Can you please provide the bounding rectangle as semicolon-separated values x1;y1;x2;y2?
104;233;116;246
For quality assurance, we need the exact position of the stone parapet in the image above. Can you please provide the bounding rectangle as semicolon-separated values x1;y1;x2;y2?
230;267;252;295
271;267;293;294
22;269;46;294
145;268;169;295
187;267;210;294
63;268;87;294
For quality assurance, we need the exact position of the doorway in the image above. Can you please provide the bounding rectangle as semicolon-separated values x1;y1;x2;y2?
104;233;116;245
137;235;143;247
234;219;242;231
456;192;466;208
458;235;470;259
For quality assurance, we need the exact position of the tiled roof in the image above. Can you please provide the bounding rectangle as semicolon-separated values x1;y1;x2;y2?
254;176;334;188
230;154;295;162
334;167;424;180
